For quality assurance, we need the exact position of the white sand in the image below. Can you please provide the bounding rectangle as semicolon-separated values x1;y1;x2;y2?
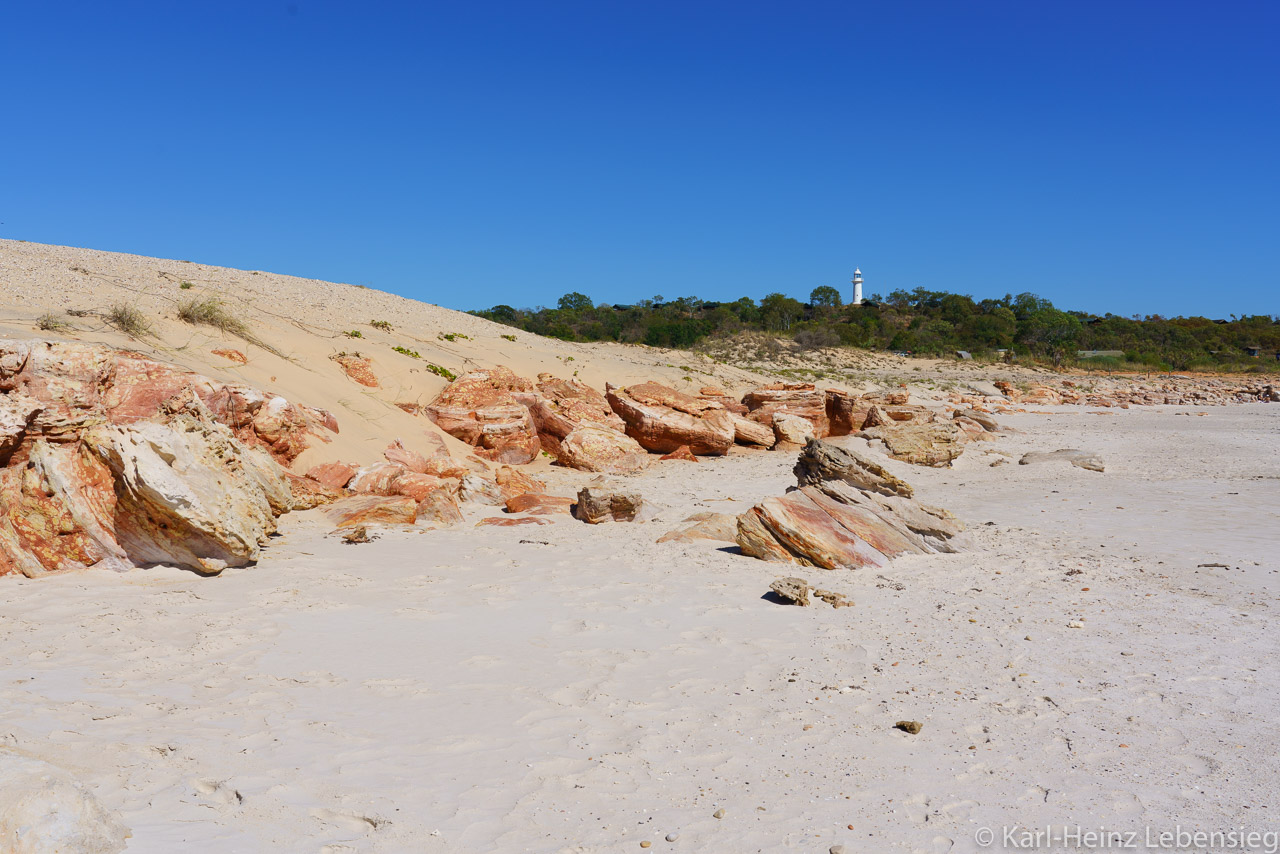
2;403;1277;852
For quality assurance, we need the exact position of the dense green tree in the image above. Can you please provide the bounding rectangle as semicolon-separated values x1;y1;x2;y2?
809;285;843;308
557;292;594;312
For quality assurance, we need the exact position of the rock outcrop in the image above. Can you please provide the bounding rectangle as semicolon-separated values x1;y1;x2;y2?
606;382;734;455
1019;449;1105;472
558;425;650;473
656;511;738;544
423;366;541;464
735;439;964;569
573;480;644;524
742;382;830;438
859;412;966;467
0;338;336;465
513;374;627;462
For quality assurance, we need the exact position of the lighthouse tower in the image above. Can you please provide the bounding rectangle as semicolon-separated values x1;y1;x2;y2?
851;268;863;306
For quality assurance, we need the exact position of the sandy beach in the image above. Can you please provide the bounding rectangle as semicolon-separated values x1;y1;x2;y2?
3;396;1276;852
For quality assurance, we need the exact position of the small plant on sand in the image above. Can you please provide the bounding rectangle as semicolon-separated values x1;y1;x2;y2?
177;296;283;356
179;281;194;289
438;332;471;342
371;320;392;331
36;312;69;332
344;330;363;338
424;363;456;381
392;345;421;359
500;334;516;342
107;304;152;338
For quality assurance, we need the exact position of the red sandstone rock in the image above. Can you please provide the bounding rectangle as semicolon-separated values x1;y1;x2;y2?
305;461;358;490
505;493;575;515
605;382;734;455
660;445;698;462
825;389;872;436
325;495;418;528
417;489;463;527
741;383;830;438
475;516;551;527
391;472;458;502
331;353;379;388
559;426;651;473
286;473;342;510
423;366;540;464
348;463;406;496
513;373;627;459
212;348;247;364
495;465;546;501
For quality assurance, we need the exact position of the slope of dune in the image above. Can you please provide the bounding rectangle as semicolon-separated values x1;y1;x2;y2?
0;238;774;472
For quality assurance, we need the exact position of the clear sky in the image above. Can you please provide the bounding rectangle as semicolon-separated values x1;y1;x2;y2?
3;1;1276;317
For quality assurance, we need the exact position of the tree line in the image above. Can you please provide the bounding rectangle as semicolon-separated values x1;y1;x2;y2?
471;287;1279;371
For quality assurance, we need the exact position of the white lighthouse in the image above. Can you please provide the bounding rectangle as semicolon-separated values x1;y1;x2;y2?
851;268;863;305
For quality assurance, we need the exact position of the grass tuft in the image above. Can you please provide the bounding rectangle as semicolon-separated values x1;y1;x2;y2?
178;296;283;356
107;304;152;338
37;312;70;332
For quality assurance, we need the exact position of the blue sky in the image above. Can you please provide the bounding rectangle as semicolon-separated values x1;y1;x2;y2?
3;1;1276;317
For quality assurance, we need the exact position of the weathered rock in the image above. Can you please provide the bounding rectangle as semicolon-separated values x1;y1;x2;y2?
769;576;811;606
742;383;830;438
573;480;644;523
698;386;749;415
860;414;965;467
348;462;406;496
305;460;358;490
0;750;130;854
495;465;546;501
0;338;337;466
954;407;1000;432
505;493;575;515
476;516;550;527
813;588;853;608
423;366;540;464
606;382;734;455
559;425;651;473
660;445;698;462
325;495;418;528
736;439;964;570
514;374;627;461
1019;449;1105;472
656;511;739;544
416;489;463;527
458;472;505;505
730;413;776;448
772;412;815;447
391;472;458;502
331;353;379;387
342;525;374;544
83;414;292;574
824;389;872;436
895;721;923;735
211;347;247;364
285;473;343;510
793;438;913;498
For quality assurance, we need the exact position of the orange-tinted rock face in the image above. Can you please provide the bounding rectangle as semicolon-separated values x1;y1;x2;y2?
824;390;872;436
212;348;248;364
741;383;830;439
305;461;359;490
559;426;650;473
495;465;546;501
660;445;698;462
0;339;336;466
605;382;734;456
504;493;575;515
423;367;540;464
515;374;627;461
332;353;379;388
325;495;418;528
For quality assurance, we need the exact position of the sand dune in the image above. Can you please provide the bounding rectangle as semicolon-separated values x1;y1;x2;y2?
2;240;1277;852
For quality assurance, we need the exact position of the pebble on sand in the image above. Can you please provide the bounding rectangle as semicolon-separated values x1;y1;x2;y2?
895;720;924;734
665;832;679;841
713;808;725;819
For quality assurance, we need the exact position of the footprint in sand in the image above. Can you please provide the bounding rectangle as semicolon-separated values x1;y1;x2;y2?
192;778;243;806
941;799;979;820
362;678;430;697
1111;790;1145;817
1171;754;1216;776
310;807;386;834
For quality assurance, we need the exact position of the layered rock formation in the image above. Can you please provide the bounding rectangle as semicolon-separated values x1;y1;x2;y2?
736;439;965;569
605;382;735;455
423;366;540;464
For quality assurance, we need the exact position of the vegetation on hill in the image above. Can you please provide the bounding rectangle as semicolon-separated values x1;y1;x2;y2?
472;287;1279;372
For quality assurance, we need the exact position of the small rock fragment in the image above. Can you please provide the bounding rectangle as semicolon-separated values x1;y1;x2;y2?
894;720;923;734
665;833;679;842
713;808;725;819
341;525;373;544
769;577;811;606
